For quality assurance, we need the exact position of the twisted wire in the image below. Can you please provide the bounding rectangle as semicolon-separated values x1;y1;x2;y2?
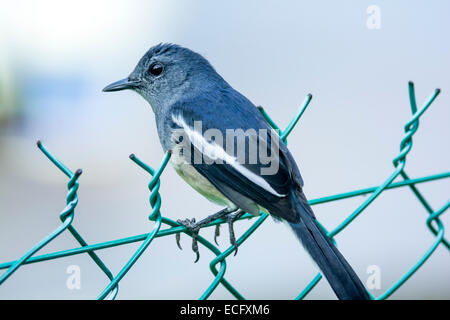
0;82;448;300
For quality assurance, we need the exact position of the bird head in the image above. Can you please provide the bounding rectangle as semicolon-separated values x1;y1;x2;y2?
103;43;224;111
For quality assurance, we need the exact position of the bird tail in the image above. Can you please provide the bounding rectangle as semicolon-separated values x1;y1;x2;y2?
288;189;370;300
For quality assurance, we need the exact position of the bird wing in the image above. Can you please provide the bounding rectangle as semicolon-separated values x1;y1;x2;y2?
166;92;306;222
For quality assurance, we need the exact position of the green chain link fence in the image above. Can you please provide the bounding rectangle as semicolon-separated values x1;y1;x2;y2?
0;81;448;300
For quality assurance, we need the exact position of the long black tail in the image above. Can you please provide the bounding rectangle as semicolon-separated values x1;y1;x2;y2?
288;190;370;300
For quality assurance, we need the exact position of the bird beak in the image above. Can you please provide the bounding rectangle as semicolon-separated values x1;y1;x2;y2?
102;78;141;92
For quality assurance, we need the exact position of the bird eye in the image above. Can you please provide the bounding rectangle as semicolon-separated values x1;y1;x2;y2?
149;62;164;76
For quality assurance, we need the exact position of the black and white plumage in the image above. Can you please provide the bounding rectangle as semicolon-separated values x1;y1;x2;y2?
103;43;370;300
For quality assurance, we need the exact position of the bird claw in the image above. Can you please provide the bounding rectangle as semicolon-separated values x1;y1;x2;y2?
175;209;243;262
175;232;182;250
176;218;201;262
214;224;220;245
213;211;243;255
227;214;239;256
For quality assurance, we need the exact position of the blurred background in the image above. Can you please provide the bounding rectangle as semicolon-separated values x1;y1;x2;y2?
0;0;449;299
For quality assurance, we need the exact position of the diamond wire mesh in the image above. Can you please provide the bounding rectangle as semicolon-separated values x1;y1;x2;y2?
0;82;448;300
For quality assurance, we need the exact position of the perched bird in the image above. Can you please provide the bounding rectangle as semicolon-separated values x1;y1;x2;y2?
103;43;370;300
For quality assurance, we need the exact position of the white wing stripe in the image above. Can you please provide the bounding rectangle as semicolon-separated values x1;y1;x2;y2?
172;113;286;197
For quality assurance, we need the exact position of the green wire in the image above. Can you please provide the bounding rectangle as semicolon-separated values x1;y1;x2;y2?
0;82;447;300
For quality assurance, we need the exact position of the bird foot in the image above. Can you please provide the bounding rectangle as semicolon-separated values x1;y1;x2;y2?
214;210;244;255
176;218;201;263
175;208;243;262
